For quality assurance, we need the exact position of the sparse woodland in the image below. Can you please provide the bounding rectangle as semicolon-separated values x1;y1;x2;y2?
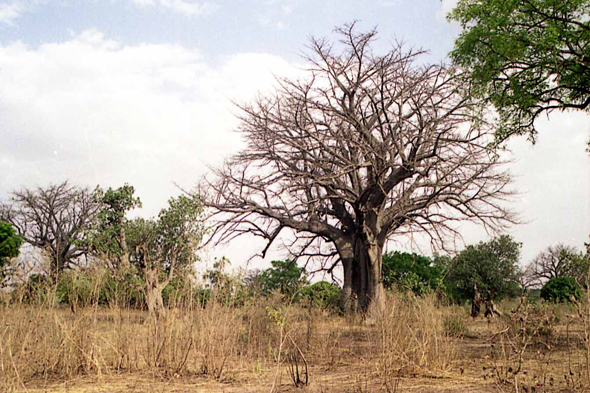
2;13;590;392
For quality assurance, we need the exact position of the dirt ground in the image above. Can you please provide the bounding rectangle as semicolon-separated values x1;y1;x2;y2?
21;365;494;393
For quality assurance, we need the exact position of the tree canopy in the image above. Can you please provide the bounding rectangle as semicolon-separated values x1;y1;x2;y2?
541;277;583;303
126;195;204;317
381;251;443;295
449;0;590;143
199;24;515;312
255;260;309;298
90;184;142;268
0;221;23;281
443;235;522;302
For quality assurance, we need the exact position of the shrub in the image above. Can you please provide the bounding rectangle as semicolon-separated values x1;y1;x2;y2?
382;251;443;295
98;267;145;308
301;281;341;311
55;270;96;306
256;260;308;299
540;277;582;303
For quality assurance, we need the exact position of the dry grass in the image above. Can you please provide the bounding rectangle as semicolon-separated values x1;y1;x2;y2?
3;290;590;392
378;293;458;377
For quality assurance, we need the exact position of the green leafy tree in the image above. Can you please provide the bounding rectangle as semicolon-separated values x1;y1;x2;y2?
381;251;444;295
444;235;522;302
256;260;309;299
541;277;583;303
449;0;590;142
127;195;204;317
0;221;23;282
91;184;141;268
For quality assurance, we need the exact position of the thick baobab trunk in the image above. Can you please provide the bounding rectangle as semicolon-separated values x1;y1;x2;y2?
341;257;355;311
48;246;69;282
340;236;385;314
145;268;167;319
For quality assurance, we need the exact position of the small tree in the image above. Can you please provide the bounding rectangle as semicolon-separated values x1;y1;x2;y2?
203;257;245;303
0;221;23;284
381;251;443;295
127;195;204;318
444;235;521;304
541;277;583;303
256;260;309;298
90;184;142;269
301;281;341;311
1;182;99;279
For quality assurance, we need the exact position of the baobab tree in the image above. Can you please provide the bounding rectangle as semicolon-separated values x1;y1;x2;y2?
1;181;99;279
199;25;515;313
526;244;588;287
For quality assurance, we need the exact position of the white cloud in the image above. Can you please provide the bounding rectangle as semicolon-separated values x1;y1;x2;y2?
0;30;299;224
258;1;294;30
131;0;219;16
0;1;25;25
132;0;156;5
379;1;400;6
0;0;48;25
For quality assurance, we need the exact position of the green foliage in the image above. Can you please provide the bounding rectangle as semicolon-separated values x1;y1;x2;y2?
15;267;146;308
55;270;96;305
443;235;522;302
449;0;590;143
127;195;204;274
204;257;232;288
301;281;341;311
98;266;145;308
162;274;197;307
157;195;204;268
382;251;444;295
256;260;308;299
540;277;583;303
90;184;141;263
0;221;23;280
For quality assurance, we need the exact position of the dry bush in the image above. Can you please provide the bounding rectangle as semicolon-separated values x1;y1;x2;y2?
1;278;474;392
564;287;590;392
193;301;241;379
480;296;590;392
378;292;457;377
236;297;278;361
0;306;112;389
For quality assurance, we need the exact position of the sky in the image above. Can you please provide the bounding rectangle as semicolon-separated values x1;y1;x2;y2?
0;0;589;273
